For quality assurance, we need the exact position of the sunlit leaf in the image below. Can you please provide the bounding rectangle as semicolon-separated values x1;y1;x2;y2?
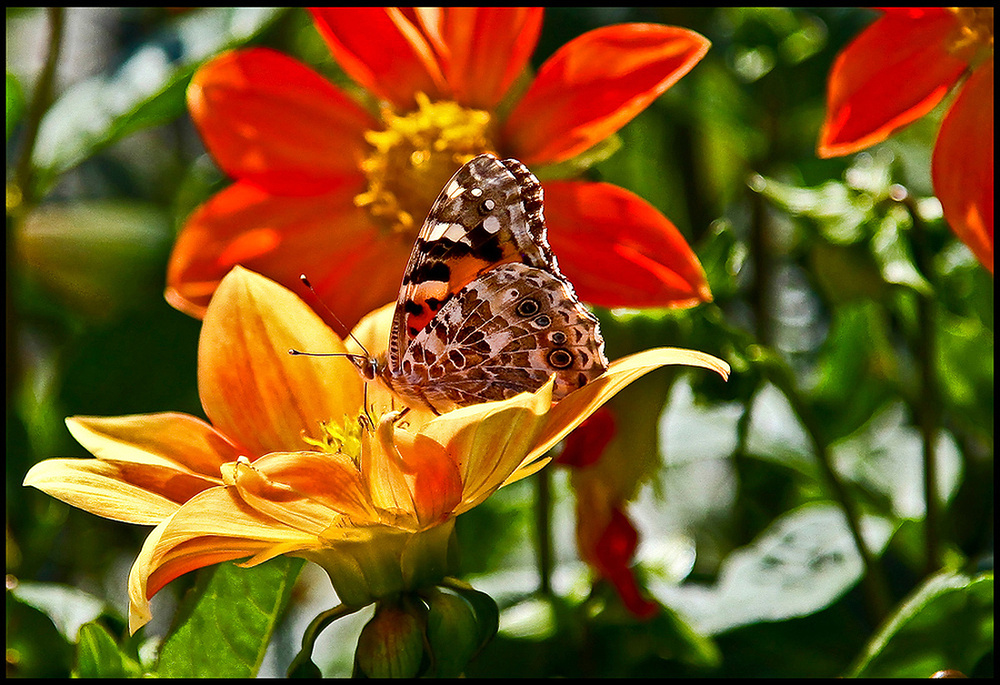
650;503;893;635
10;580;109;643
831;402;962;520
30;8;285;195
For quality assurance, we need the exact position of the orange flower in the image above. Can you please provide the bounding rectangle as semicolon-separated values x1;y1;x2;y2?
25;267;729;634
818;8;994;273
167;8;713;330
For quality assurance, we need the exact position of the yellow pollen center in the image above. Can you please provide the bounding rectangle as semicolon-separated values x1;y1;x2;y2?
948;7;994;62
355;93;496;237
303;414;365;459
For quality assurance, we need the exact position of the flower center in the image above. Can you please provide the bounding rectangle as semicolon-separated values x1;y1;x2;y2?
948;7;994;63
355;93;496;237
303;414;365;458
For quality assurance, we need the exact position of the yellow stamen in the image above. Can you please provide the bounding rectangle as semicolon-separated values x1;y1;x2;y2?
302;415;365;459
356;93;496;237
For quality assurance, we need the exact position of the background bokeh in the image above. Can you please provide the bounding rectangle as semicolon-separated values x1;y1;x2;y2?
7;7;993;678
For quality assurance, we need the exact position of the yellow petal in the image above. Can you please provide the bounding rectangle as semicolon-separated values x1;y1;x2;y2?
417;378;555;513
66;413;240;475
528;347;730;463
198;267;365;457
127;486;321;632
224;451;378;533
23;458;181;525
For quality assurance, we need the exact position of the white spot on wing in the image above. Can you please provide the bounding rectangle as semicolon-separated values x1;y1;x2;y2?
483;215;501;234
426;221;467;242
443;223;468;242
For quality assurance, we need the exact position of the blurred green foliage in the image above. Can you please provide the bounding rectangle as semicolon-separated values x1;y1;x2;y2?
6;7;992;678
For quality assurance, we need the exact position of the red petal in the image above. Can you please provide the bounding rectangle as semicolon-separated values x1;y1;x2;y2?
543;181;712;308
818;8;967;157
556;406;616;469
165;182;412;329
309;7;446;109
933;58;994;274
595;508;658;620
437;7;543;109
502;24;710;165
188;48;376;195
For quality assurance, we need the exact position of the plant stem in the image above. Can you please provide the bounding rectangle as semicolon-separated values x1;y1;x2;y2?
12;7;65;211
755;346;892;624
7;7;65;417
902;193;942;575
287;603;365;677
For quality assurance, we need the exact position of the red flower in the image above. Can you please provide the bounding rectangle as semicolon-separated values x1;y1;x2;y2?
560;407;658;619
167;8;714;329
818;8;994;274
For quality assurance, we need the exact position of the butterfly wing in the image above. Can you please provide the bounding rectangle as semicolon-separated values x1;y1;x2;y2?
387;154;561;372
394;262;608;412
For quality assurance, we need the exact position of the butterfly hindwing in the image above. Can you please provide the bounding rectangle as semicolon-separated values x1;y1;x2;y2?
396;262;607;409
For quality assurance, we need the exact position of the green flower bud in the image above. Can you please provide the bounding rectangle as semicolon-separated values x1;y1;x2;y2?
424;587;480;677
355;597;427;678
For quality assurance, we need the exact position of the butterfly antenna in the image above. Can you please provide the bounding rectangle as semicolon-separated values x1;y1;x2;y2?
294;274;372;358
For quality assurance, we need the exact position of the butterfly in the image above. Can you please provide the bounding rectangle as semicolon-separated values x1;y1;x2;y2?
351;153;608;415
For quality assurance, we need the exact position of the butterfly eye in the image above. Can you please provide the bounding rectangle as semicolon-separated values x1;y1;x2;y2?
547;348;574;369
516;298;540;317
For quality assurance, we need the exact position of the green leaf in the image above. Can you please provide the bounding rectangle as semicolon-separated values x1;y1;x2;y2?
156;557;303;678
848;571;993;677
6;70;25;141
75;622;144;678
30;7;285;195
651;503;894;635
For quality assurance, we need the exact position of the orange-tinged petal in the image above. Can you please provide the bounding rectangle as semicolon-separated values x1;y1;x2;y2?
933;58;994;273
417;379;554;512
309;7;447;109
817;8;968;157
529;347;730;463
503;24;710;165
391;432;464;528
438;7;544;109
543;181;712;308
187;48;375;195
198;267;364;457
128;487;318;632
227;451;378;530
66;413;244;475
23;458;181;525
165;181;412;329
